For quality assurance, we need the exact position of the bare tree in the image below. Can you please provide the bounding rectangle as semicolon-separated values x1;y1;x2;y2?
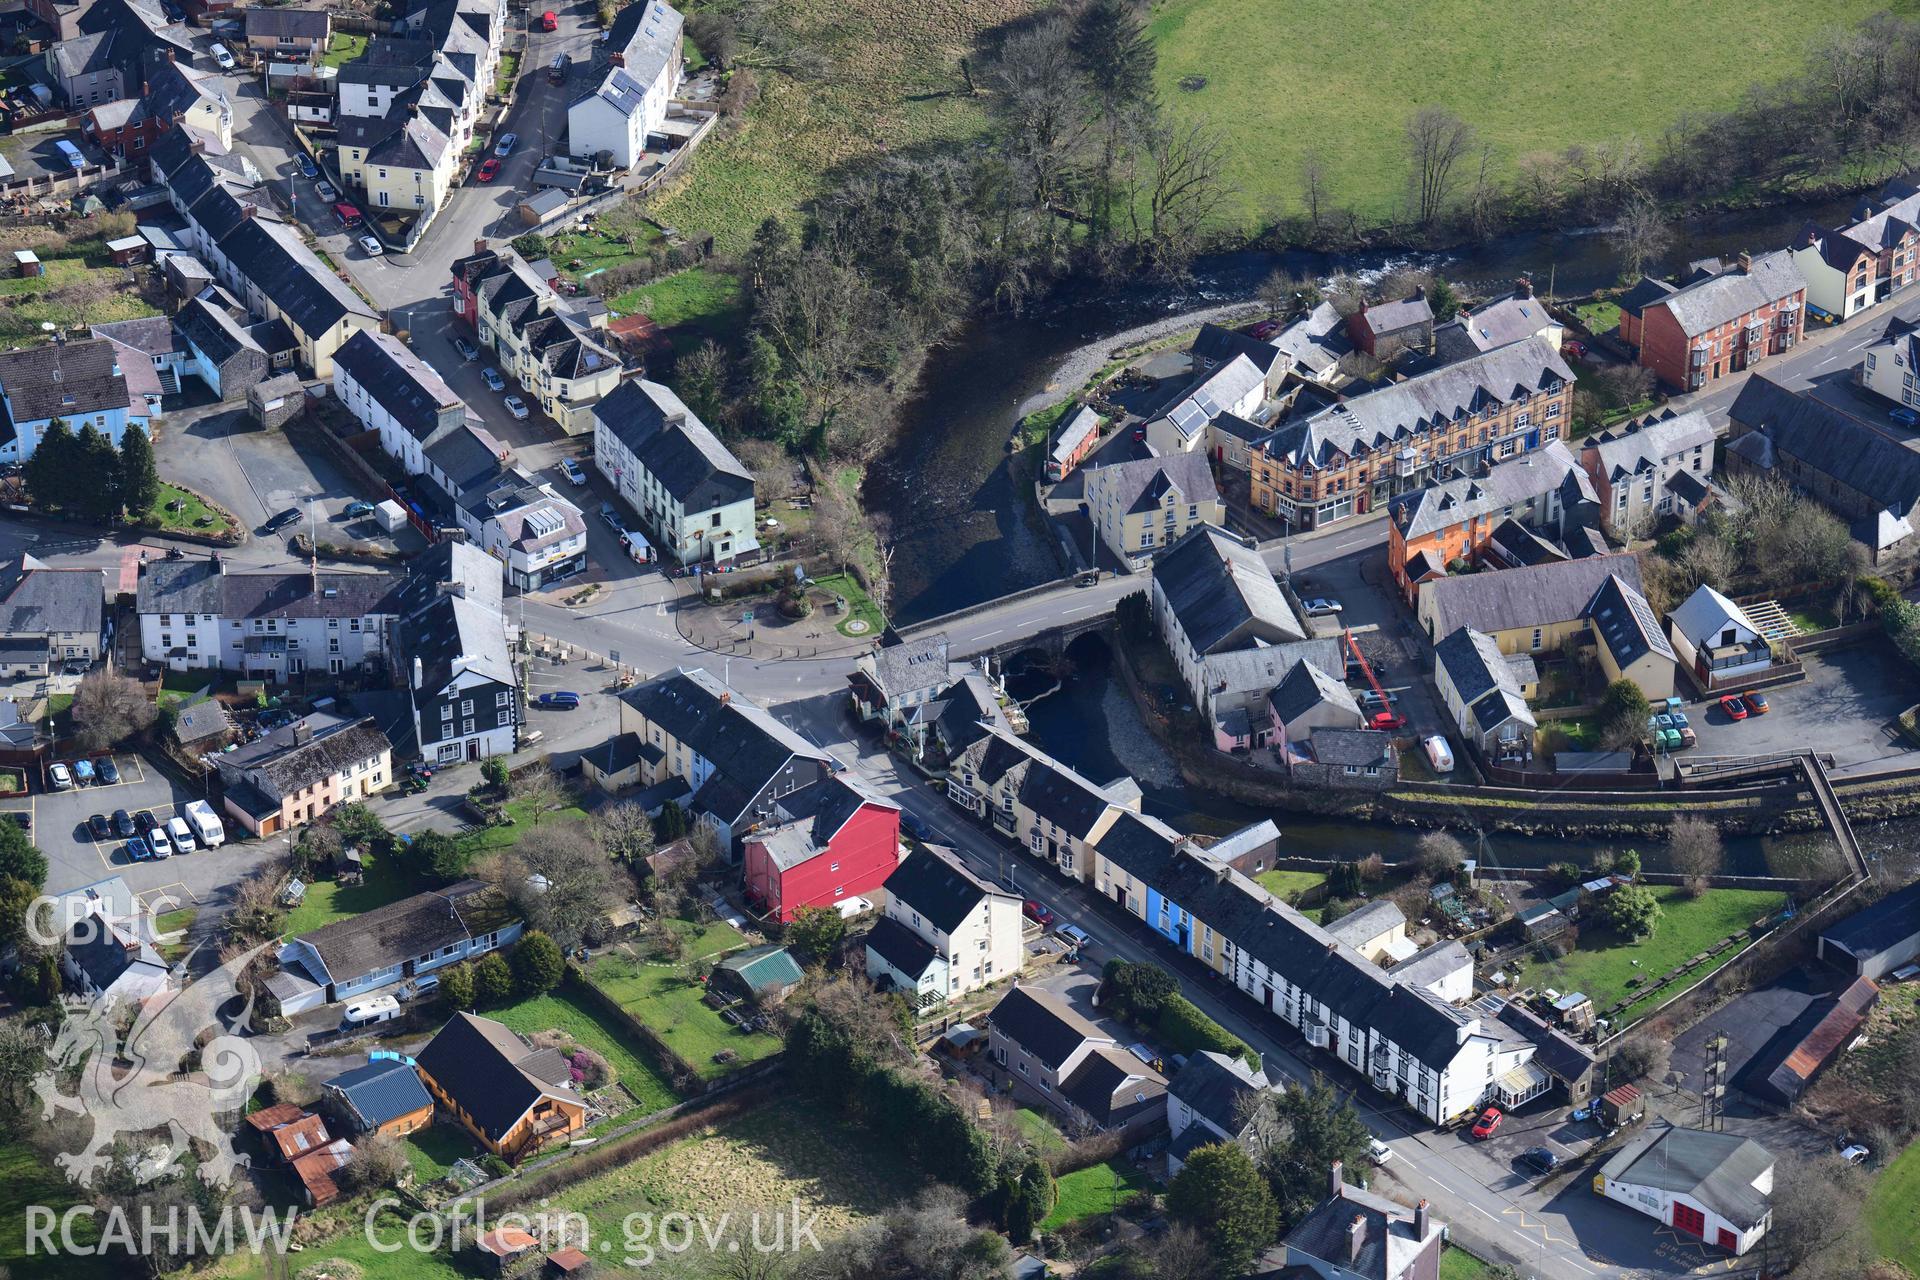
339;1131;410;1193
810;481;864;577
1611;193;1672;281
1299;148;1330;231
731;438;793;503
1258;268;1303;321
510;765;569;825
982;11;1087;232
1667;814;1725;895
477;822;625;951
1610;1033;1672;1086
1762;1155;1872;1279
1130;118;1232;274
71;672;157;753
1404;106;1476;226
592;801;656;871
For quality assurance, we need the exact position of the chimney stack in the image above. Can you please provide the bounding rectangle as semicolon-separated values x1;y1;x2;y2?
1416;1199;1431;1239
1328;1160;1344;1199
1737;250;1753;274
1515;275;1533;299
292;720;311;745
412;656;423;690
1347;1214;1367;1265
475;239;488;255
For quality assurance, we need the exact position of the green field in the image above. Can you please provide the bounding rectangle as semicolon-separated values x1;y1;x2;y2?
582;929;783;1078
143;482;236;537
1013;1106;1068;1157
547;221;666;286
648;0;1031;252
1870;1138;1920;1269
320;31;367;69
811;571;885;637
488;986;679;1113
457;795;593;857
1526;887;1784;1016
1439;1247;1499;1280
1042;1160;1155;1229
282;844;415;936
402;1125;477;1185
1147;0;1886;229
1571;300;1623;335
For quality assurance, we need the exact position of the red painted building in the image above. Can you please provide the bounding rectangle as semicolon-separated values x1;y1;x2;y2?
742;776;901;923
1634;250;1806;392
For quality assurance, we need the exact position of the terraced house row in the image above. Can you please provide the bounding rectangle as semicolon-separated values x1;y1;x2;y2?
451;244;624;434
943;723;1546;1125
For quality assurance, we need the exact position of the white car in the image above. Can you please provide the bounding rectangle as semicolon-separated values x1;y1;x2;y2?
166;816;197;854
560;458;587;486
147;827;174;860
504;395;530;420
210;42;235;69
1302;597;1344;616
1840;1143;1871;1164
1367;1139;1394;1165
359;235;384;257
49;762;72;790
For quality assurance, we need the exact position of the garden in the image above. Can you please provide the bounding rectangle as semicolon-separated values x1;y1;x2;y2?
581;918;784;1079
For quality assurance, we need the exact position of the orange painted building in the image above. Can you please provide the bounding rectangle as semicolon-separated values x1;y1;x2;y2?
1385;442;1593;601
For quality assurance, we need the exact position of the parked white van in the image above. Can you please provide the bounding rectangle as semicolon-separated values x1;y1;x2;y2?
1421;735;1455;773
166;815;197;853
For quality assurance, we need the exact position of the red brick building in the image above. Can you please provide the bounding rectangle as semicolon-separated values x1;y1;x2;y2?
1634;251;1806;392
742;776;901;923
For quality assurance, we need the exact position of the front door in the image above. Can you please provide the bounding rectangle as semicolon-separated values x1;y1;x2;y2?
467;739;480;763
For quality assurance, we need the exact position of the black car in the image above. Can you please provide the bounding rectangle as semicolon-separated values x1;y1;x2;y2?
112;809;135;839
901;813;932;841
87;814;111;841
1522;1147;1559;1175
134;810;159;833
5;812;27;832
264;507;302;532
95;758;118;785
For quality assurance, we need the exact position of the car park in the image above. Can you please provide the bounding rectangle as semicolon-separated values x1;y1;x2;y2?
494;132;518;157
296;154;318;180
343;500;376;518
534;692;581;709
50;763;72;790
482;367;506;392
359;235;385;257
1719;694;1749;720
315;180;339;203
127;839;152;862
560;458;587;486
134;810;159;833
112;809;135;838
95;758;118;785
476;158;501;183
1743;689;1770;714
167;816;197;854
1302;597;1344;616
1522;1147;1559;1175
87;814;110;841
1471;1106;1503;1139
147;828;173;859
455;337;480;362
503;395;530;420
1022;900;1055;928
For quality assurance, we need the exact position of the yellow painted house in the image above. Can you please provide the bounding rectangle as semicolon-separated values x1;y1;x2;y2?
1083;452;1226;572
945;726;1136;885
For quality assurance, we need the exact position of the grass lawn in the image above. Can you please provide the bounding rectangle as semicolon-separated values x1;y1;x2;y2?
402;1125;477;1185
1571;300;1623;335
456;795;592;857
1013;1106;1068;1157
493;49;520;98
488;986;679;1113
142;481;235;537
545;1098;926;1258
206;1202;467;1280
154;907;197;962
159;669;225;708
320;31;367;69
647;0;1029;253
1871;1138;1920;1272
1538;714;1602;755
1526;887;1785;1015
811;571;885;637
1148;0;1885;229
546;221;665;286
0;242;159;344
0;1138;112;1279
607;265;746;348
1256;868;1326;904
1042;1160;1154;1229
282;845;416;936
583;932;783;1078
1439;1247;1498;1280
1790;603;1840;633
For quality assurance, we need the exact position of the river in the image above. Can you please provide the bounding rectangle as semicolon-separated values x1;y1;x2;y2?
869;195;1861;627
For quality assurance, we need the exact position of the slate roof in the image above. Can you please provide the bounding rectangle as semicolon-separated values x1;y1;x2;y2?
0;556;102;638
1421;553;1644;639
219;716;391;801
1821;879;1920;961
1434;288;1554;358
617;667;827;825
987;984;1106;1071
1048;404;1102;469
1269;300;1350;378
246;7;330;38
292;879;513;985
881;843;1011;935
1389;441;1591;541
335;35;433;87
1760;975;1877;1104
755;774;896;872
1167;1049;1267;1134
932;671;1009;755
172;697;232;744
867;631;948;700
1192;323;1284;376
414;1012;582;1143
1327;899;1405;948
176;293;264;367
1358;294;1434;335
336;329;466;440
1435;627;1533;737
324;1057;433;1130
1092;810;1184;885
0;337;132;425
1284;1179;1440;1279
1086;450;1219;516
1059;1045;1165;1125
1153;525;1303;655
219;216;377;336
1018;755;1117;840
1306;728;1397;768
1728;373;1920;518
1148;353;1267;443
1648;250;1805;338
1268;659;1359;728
604;0;681;90
1484;517;1568;569
1494;1000;1596;1085
137;559;406;620
1599;1124;1773;1230
1668;583;1759;649
1584;573;1674;669
1583;408;1715;481
1261;337;1574;472
592;380;752;512
864;914;940;981
92;315;180;359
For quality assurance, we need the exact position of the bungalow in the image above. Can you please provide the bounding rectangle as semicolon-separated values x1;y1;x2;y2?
1165;1049;1273;1175
212;714;393;837
321;1057;435;1137
1150;524;1306;733
865;843;1023;1005
1083;452;1225;572
1433;627;1536;758
416;1012;589;1162
984;984;1167;1138
272;879;521;1014
741;773;901;922
1666;583;1773;691
1596;1124;1773;1255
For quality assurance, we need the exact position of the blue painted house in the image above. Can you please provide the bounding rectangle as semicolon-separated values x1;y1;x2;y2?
0;335;156;463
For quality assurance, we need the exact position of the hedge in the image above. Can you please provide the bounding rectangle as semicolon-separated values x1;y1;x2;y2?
1155;994;1255;1067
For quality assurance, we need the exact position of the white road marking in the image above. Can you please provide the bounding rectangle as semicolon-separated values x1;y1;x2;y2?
975;629;1002;639
1470;1203;1501;1223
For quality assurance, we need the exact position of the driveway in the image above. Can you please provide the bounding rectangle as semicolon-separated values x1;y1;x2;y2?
1683;639;1920;771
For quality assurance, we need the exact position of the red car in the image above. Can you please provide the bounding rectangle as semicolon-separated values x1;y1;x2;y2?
1742;689;1770;715
1719;694;1749;721
1562;338;1588;360
1022;900;1055;928
540;8;556;28
476;158;501;182
1249;319;1282;340
1471;1106;1503;1139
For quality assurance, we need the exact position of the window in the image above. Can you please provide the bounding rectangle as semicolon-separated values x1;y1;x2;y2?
461;699;474;717
829;861;840;873
350;618;362;632
1531;628;1543;650
495;691;510;707
440;704;453;721
462;719;475;735
1029;831;1043;851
